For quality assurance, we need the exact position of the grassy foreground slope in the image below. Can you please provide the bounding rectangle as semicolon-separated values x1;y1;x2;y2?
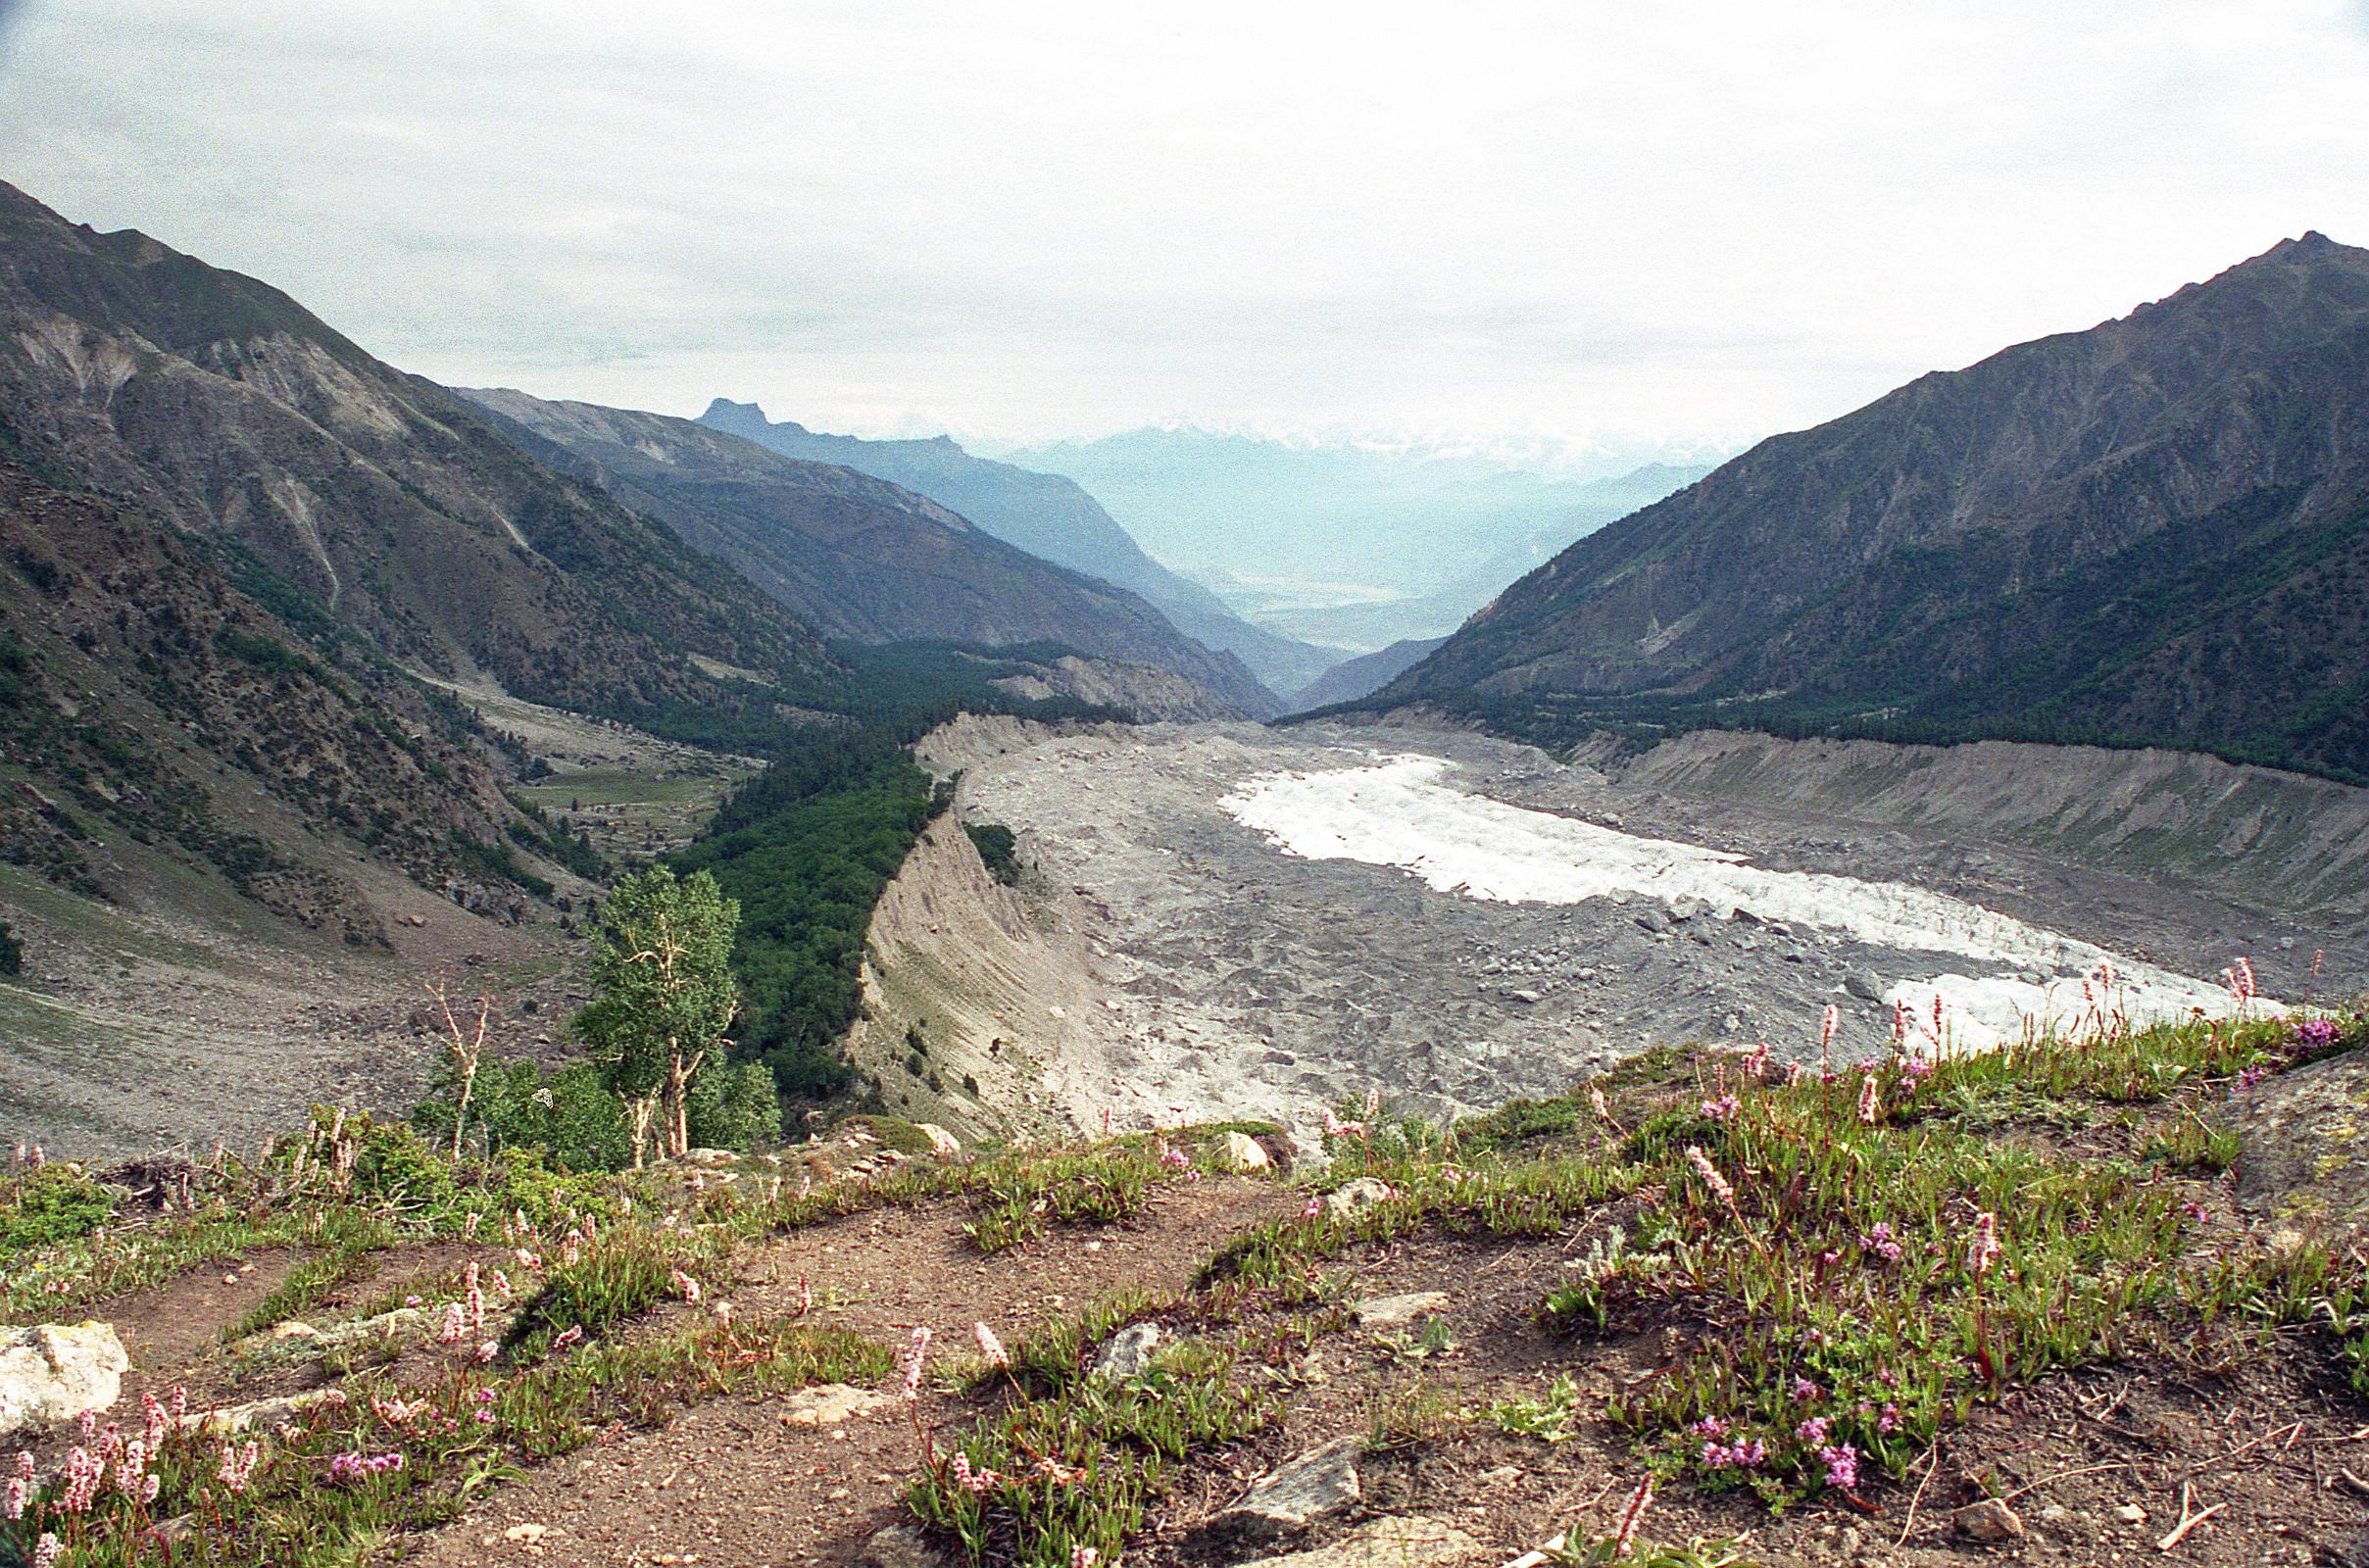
5;990;2367;1567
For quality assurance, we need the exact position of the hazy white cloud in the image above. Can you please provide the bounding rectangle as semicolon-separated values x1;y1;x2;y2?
1;0;2364;457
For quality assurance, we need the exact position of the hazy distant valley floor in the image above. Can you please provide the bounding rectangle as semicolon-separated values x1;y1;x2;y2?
913;718;2364;1138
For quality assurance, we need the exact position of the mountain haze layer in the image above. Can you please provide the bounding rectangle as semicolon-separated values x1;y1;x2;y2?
1385;232;2369;781
1010;428;1711;650
697;399;1335;697
466;389;1273;718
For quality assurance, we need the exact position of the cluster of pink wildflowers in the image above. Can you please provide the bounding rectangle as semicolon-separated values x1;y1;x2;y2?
1699;1094;1740;1122
1857;1222;1902;1263
326;1449;406;1485
217;1438;262;1494
947;1452;1001;1494
1819;1443;1860;1491
1702;1437;1765;1469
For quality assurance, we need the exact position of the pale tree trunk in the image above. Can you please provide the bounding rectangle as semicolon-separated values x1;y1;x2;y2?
627;1096;657;1170
665;1047;690;1159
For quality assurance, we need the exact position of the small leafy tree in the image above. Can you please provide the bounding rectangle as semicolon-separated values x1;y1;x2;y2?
572;866;746;1165
0;917;20;977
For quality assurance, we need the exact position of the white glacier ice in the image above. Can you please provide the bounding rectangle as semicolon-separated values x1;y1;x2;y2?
1220;755;2267;1052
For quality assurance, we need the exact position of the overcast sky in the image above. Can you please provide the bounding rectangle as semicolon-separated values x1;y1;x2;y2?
2;1;2365;465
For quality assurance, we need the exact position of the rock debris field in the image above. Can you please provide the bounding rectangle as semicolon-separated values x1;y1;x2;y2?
923;718;2345;1135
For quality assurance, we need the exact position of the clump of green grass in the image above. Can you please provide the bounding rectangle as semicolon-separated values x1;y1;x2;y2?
910;1335;1274;1568
1517;1006;2359;1506
960;1141;1191;1254
0;1162;118;1250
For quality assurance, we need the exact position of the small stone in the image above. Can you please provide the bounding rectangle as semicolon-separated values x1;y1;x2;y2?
271;1320;319;1340
1322;1177;1394;1217
1955;1497;2026;1542
1090;1322;1161;1381
1213;1436;1363;1539
1844;972;1884;1002
1352;1291;1451;1328
779;1384;895;1428
2115;1503;2147;1524
1223;1515;1477;1568
1216;1131;1270;1172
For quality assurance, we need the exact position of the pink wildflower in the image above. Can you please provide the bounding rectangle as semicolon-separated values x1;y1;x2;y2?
32;1535;60;1568
1820;1443;1860;1492
1610;1474;1653;1556
60;1447;99;1514
1859;1222;1902;1263
1857;1074;1881;1125
142;1390;168;1449
1790;1375;1819;1401
670;1268;702;1303
900;1327;932;1400
1703;1438;1766;1470
1035;1453;1086;1485
947;1452;1001;1494
1700;1094;1741;1122
1967;1210;2001;1279
552;1325;584;1351
440;1302;467;1344
974;1321;1010;1370
1795;1415;1829;1445
464;1262;485;1332
217;1440;262;1494
1819;1004;1840;1059
1320;1107;1365;1139
4;1477;25;1521
1072;1549;1099;1568
1684;1146;1734;1206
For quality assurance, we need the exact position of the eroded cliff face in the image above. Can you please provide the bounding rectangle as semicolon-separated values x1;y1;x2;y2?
835;803;1110;1143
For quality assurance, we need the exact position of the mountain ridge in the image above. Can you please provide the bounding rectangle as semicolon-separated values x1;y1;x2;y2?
463;388;1274;718
696;398;1335;697
1379;230;2369;781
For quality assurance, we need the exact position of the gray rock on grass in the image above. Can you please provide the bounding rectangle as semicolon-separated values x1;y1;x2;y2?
0;1323;127;1435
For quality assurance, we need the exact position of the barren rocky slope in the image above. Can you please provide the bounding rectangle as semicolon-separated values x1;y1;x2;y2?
863;717;2363;1141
